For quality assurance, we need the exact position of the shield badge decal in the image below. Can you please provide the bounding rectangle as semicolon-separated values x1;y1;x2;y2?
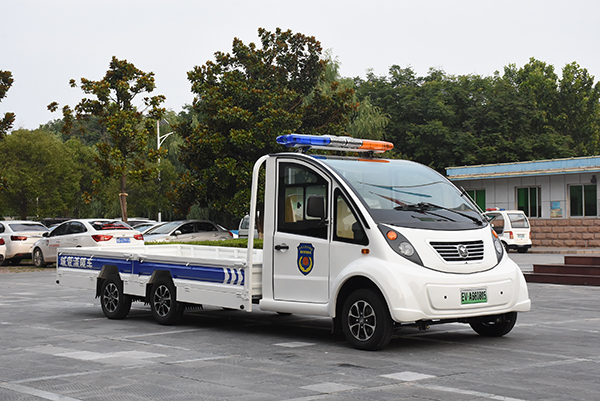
297;243;315;275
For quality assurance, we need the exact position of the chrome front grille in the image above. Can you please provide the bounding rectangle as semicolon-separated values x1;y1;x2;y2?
430;240;484;262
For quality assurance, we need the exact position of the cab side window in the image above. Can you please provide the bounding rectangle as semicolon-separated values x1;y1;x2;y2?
278;163;328;239
196;222;216;232
178;223;194;234
334;190;368;245
68;222;86;234
50;223;69;237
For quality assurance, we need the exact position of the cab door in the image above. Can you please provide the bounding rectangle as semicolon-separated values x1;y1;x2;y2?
272;161;331;303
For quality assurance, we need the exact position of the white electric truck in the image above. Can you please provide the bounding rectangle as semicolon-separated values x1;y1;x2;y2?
56;134;530;350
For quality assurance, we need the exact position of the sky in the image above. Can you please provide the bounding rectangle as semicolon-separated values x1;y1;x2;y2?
2;0;600;130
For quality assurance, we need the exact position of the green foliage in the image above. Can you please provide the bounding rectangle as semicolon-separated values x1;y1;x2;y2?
50;57;167;221
175;28;357;218
354;58;597;171
0;129;81;219
0;70;15;140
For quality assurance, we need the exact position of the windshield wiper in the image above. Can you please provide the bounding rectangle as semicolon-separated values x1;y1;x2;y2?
394;202;484;226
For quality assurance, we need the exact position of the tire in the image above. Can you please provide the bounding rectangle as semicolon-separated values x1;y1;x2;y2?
33;248;47;267
517;247;528;253
341;288;393;351
470;312;518;337
100;274;132;319
9;258;22;266
150;279;184;325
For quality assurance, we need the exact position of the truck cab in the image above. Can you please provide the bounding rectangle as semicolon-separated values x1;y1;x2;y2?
253;134;530;349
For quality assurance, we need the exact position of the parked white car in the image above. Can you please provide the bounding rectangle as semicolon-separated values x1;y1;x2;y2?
32;219;144;267
0;221;49;265
485;209;532;253
0;236;6;264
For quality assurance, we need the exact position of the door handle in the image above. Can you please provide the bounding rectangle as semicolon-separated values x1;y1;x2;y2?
275;244;289;251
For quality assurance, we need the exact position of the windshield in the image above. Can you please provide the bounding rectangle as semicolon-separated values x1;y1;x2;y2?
145;221;181;235
320;157;485;230
91;221;131;231
508;213;529;228
9;223;48;232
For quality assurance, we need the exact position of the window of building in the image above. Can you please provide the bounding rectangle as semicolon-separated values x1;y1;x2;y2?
569;184;597;217
517;187;540;217
466;189;485;211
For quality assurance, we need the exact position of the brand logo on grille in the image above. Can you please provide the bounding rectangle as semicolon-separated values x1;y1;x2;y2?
457;244;469;258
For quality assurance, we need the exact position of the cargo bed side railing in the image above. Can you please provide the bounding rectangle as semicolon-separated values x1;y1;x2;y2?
245;155;269;312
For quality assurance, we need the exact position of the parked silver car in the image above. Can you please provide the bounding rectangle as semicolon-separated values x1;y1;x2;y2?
143;220;233;243
0;221;49;265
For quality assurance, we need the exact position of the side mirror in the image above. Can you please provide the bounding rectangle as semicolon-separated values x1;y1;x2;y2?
306;195;325;220
173;230;182;236
43;232;50;238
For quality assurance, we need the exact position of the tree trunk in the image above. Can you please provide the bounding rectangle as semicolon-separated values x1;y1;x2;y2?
119;174;128;223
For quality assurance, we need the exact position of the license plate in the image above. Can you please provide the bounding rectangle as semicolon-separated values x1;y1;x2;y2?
517;234;525;238
461;288;487;305
117;237;131;244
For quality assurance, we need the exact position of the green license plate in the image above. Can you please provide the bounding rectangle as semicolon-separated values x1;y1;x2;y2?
461;288;487;305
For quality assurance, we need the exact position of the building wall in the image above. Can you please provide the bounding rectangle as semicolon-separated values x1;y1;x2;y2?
454;172;599;248
531;218;600;247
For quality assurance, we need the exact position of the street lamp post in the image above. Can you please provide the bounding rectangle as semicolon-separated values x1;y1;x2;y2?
157;120;173;222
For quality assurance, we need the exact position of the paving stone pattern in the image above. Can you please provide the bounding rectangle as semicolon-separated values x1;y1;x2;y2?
1;270;599;400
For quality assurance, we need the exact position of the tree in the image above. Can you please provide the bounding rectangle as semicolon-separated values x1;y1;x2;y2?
0;129;80;219
354;60;579;171
175;28;357;218
49;57;166;222
557;62;600;155
0;70;15;192
0;70;15;139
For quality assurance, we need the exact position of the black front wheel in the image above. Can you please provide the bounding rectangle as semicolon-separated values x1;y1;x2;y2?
341;289;393;351
33;248;47;267
100;274;132;319
470;312;518;337
150;279;184;325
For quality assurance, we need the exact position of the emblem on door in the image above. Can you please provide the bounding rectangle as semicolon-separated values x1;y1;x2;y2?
297;243;315;275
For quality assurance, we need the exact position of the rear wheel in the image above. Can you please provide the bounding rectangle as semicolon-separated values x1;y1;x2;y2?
150;279;184;325
342;289;393;351
470;312;518;337
33;248;47;267
100;274;132;319
9;258;22;266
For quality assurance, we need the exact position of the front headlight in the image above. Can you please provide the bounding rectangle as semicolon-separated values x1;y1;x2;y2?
378;224;423;266
491;229;504;262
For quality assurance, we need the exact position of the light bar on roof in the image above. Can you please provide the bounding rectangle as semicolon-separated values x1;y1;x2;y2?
276;134;394;153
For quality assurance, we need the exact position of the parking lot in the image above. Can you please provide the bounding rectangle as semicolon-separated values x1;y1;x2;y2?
1;259;599;400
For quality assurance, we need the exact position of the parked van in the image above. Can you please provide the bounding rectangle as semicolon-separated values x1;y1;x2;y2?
485;209;532;253
238;215;258;239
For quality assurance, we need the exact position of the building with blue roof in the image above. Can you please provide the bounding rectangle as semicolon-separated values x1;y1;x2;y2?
446;156;600;248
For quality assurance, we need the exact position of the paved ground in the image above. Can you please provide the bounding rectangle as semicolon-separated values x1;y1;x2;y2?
1;259;599;400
